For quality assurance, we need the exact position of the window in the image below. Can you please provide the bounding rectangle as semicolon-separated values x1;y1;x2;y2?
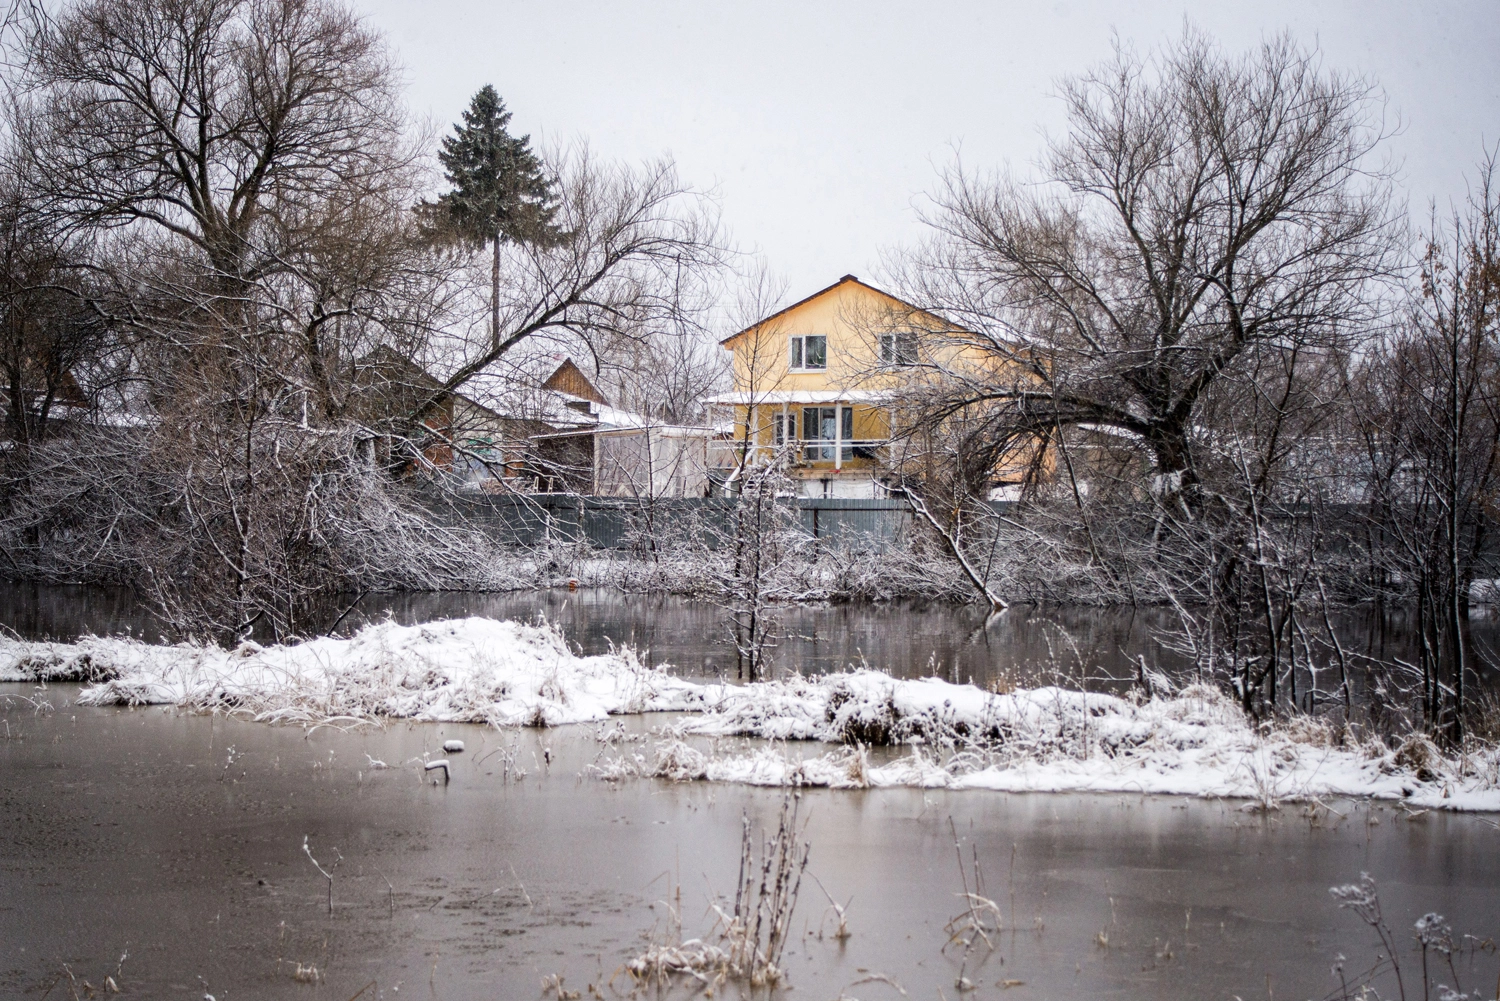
772;412;795;446
802;406;833;460
879;331;919;366
801;406;854;461
789;334;827;370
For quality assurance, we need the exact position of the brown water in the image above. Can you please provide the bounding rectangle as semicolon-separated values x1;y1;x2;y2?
3;688;1497;1000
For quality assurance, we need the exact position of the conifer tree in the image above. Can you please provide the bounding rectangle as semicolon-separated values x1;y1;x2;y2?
428;85;562;346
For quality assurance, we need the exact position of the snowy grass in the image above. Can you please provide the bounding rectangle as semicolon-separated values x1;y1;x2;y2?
0;617;701;727
3;617;1497;811
601;675;1500;812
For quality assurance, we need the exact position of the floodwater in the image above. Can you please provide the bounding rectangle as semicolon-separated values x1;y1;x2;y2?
0;582;1189;688
3;584;1499;998
2;690;1498;1000
7;582;1495;692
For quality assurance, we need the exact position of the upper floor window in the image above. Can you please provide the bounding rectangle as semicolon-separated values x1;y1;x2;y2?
879;331;919;366
789;334;826;371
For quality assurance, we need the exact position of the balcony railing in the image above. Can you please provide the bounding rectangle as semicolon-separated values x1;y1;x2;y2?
710;439;888;471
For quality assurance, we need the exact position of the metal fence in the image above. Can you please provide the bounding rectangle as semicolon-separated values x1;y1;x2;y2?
430;494;922;551
427;493;1500;571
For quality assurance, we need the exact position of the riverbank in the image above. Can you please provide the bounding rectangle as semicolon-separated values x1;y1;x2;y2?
6;616;1498;812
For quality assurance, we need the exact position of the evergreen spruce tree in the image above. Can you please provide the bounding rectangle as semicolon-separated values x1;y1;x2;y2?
428;85;562;347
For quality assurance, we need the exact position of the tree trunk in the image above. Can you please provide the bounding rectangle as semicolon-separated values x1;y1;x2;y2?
491;232;501;350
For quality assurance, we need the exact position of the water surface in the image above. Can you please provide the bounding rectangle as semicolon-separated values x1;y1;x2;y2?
2;689;1496;1000
6;582;1497;702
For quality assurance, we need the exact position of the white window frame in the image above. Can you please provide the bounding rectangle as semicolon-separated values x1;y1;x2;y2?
788;334;827;371
772;411;796;446
800;405;853;467
879;331;919;367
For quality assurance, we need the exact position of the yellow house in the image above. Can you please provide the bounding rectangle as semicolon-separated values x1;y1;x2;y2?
706;274;976;498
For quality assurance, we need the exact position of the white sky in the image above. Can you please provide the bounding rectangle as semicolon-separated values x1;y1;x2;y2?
358;0;1500;300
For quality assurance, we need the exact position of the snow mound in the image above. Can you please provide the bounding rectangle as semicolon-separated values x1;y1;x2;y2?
613;675;1500;811
0;618;701;726
4;617;1497;810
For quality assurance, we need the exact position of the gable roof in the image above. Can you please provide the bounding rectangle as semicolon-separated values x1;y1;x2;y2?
718;274;963;348
541;357;609;405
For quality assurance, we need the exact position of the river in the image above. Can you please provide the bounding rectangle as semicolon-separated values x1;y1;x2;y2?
2;693;1497;999
2;584;1498;999
6;582;1494;691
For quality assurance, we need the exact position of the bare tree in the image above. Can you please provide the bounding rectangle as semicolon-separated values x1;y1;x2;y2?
22;0;410;286
414;150;726;428
0;160;111;449
876;27;1411;713
1351;152;1500;742
716;462;803;681
711;264;795;494
596;329;726;426
896;27;1398;513
699;267;805;677
0;0;732;640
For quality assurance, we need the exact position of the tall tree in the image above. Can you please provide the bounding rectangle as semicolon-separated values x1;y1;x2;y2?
427;85;562;349
0;166;108;450
9;0;446;641
886;27;1403;710
898;28;1398;513
1352;152;1500;742
24;0;408;289
2;0;725;641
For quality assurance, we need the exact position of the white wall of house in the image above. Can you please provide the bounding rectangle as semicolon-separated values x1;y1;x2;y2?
594;427;712;498
796;474;881;499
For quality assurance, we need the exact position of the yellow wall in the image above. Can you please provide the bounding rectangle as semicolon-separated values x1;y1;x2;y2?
723;277;957;396
718;277;1038;480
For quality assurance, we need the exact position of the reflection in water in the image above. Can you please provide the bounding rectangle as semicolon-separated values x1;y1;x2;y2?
346;588;1194;688
0;582;1186;687
2;583;1494;694
0;582;154;642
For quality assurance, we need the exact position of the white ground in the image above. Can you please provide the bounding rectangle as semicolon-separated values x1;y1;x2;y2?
3;617;1496;812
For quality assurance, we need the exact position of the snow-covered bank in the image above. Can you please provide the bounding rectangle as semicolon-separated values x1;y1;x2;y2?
0;618;703;726
3;618;1497;811
600;680;1500;812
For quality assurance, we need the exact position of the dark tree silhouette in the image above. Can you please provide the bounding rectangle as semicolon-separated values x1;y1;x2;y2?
426;85;563;347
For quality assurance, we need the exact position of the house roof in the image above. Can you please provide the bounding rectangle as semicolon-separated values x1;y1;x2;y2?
436;354;617;430
718;274;964;349
541;357;609;405
353;347;509;422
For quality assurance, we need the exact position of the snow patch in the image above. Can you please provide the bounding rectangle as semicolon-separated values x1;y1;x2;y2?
3;617;1497;811
0;617;702;726
605;675;1500;812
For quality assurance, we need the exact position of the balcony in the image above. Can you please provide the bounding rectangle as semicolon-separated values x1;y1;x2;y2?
709;438;888;472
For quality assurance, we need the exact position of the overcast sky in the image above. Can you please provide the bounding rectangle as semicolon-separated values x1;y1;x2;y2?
358;0;1500;299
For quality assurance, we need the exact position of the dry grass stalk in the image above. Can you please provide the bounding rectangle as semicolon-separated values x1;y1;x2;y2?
302;836;336;914
625;795;809;991
943;818;1003;956
540;973;581;999
1329;873;1500;1001
810;872;853;941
